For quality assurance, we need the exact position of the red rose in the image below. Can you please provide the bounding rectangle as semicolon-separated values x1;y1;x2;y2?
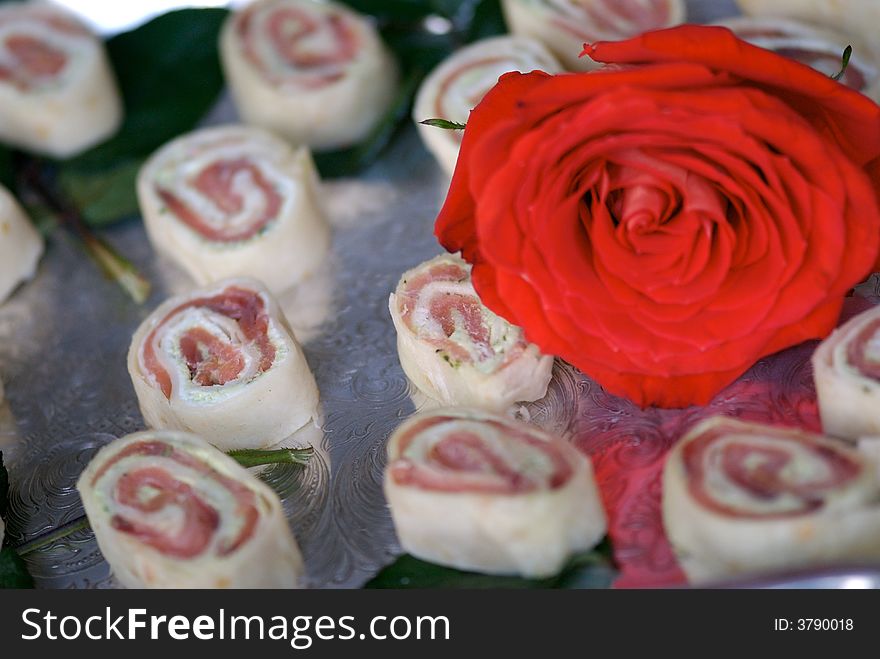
435;25;880;408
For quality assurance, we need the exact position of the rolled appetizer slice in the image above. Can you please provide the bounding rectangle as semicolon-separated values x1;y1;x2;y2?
138;125;330;294
812;305;880;441
220;0;398;150
736;0;880;59
501;0;685;71
77;430;303;588
384;408;606;577
128;278;319;451
858;437;880;481
389;254;553;412
414;36;561;175
663;416;880;584
716;16;880;102
0;3;121;157
0;183;43;305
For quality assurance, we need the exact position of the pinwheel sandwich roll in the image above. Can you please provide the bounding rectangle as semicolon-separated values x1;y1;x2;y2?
0;2;121;157
717;16;880;103
0;183;43;305
413;36;561;175
501;0;685;70
858;437;880;481
812;305;880;440
128;278;319;451
663;416;880;584
384;408;606;577
77;430;303;588
220;0;398;150
389;254;553;412
138;125;330;294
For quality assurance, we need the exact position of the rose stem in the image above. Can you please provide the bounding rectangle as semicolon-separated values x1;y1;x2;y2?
12;447;313;556
226;446;314;468
14;516;92;557
15;154;151;304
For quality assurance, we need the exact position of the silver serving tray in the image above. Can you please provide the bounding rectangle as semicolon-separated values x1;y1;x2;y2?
6;0;867;590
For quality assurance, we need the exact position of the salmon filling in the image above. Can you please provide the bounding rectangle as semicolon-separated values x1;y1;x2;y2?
92;440;260;559
397;261;527;367
390;415;574;494
141;286;276;398
237;1;359;88
0;9;87;90
156;158;284;242
682;428;863;518
548;0;674;41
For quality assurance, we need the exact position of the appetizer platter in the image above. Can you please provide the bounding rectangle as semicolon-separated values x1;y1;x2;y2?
2;0;880;591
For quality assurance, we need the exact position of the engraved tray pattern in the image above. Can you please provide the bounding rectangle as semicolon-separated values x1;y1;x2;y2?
8;0;868;589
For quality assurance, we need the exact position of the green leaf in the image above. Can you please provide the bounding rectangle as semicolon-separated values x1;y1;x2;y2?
0;146;12;190
340;0;437;22
0;450;8;518
317;0;503;176
420;118;467;130
31;3;503;213
382;25;457;74
0;451;33;588
315;68;422;177
462;0;506;42
62;8;229;171
46;8;229;228
365;542;616;589
58;159;143;227
19;199;59;236
832;44;853;81
0;547;34;589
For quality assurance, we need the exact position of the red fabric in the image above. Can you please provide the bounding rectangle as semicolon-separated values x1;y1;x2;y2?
435;25;880;408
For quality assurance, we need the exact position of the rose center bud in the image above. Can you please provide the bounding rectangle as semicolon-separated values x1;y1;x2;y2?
846;319;880;379
615;185;674;234
604;163;678;228
583;156;736;302
606;162;727;254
